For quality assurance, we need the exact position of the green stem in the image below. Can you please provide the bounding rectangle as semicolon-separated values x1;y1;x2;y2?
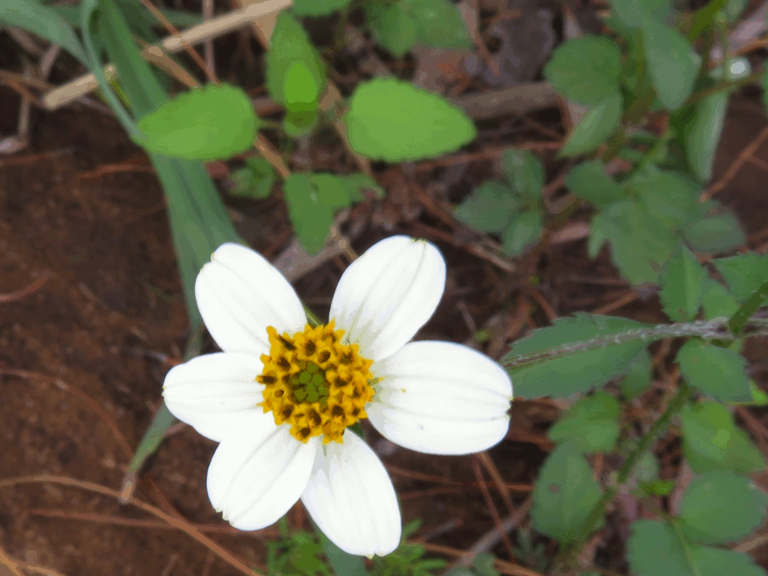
728;279;768;335
554;384;693;570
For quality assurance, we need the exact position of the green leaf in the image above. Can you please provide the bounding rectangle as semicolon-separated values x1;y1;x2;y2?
504;313;651;398
345;78;476;162
565;161;624;208
630;520;768;576
284;61;320;113
677;339;751;402
293;0;351;16
547;392;621;453
316;526;371;576
642;480;676;496
559;93;623;157
501;210;543;257
543;36;622;105
701;279;741;319
633;451;660;484
680;471;768;545
679;92;729;181
598;199;681;285
684;210;746;254
366;2;418;57
608;0;671;28
620;348;653;400
454;182;518;233
531;442;603;544
643;22;699;110
681;402;765;474
136;84;258;161
284;173;350;254
659;244;707;321
713;253;768;301
229;157;275;199
0;0;87;64
408;0;472;49
338;174;385;201
502;149;544;199
284;110;319;138
266;12;326;105
695;548;768;576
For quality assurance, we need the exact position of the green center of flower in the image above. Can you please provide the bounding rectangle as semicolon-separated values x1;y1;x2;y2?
257;321;375;444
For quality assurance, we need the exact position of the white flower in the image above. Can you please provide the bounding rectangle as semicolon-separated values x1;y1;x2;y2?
162;235;513;557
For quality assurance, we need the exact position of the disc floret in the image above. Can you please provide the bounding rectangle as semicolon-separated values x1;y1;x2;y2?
257;320;375;443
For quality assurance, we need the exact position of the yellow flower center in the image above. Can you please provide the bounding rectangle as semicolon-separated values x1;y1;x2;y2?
257;320;375;444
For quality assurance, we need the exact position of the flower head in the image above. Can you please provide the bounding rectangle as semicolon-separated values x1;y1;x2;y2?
163;236;513;557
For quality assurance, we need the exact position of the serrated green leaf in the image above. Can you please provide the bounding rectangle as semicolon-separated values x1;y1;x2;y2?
643;22;699;110
559;93;623;157
293;0;351;16
284;173;350;254
531;442;603;543
659;244;707;321
504;313;651;398
266;12;326;105
713;253;768;301
598;199;681;285
501;210;543;257
0;0;87;64
684;210;746;253
679;92;729;181
136;84;258;160
502;149;544;199
565;161;624;208
454;182;519;233
345;78;476;162
677;339;751;402
547;392;621;453
366;2;418;57
680;471;768;545
620;348;653;400
544;36;622;105
681;402;765;474
629;520;768;576
701;279;740;319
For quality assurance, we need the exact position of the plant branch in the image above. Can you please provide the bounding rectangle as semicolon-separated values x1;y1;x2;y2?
554;383;693;570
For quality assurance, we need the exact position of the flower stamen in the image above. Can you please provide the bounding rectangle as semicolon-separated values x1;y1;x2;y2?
257;320;375;443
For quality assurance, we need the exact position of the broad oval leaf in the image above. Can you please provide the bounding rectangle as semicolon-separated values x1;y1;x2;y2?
544;36;622;104
680;471;768;545
559;93;623;157
408;0;472;50
531;442;603;543
712;253;768;301
643;21;699;110
284;173;350;254
565;161;624;208
266;12;326;105
345;78;476;162
680;92;729;181
681;402;765;474
547;392;621;453
677;339;752;402
136;84;259;160
366;2;418;57
454;181;519;233
659;244;707;322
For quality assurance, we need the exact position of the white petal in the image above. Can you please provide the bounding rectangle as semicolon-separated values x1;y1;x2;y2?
163;352;264;442
195;243;307;355
367;341;513;455
207;412;317;530
301;431;401;557
330;236;446;361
